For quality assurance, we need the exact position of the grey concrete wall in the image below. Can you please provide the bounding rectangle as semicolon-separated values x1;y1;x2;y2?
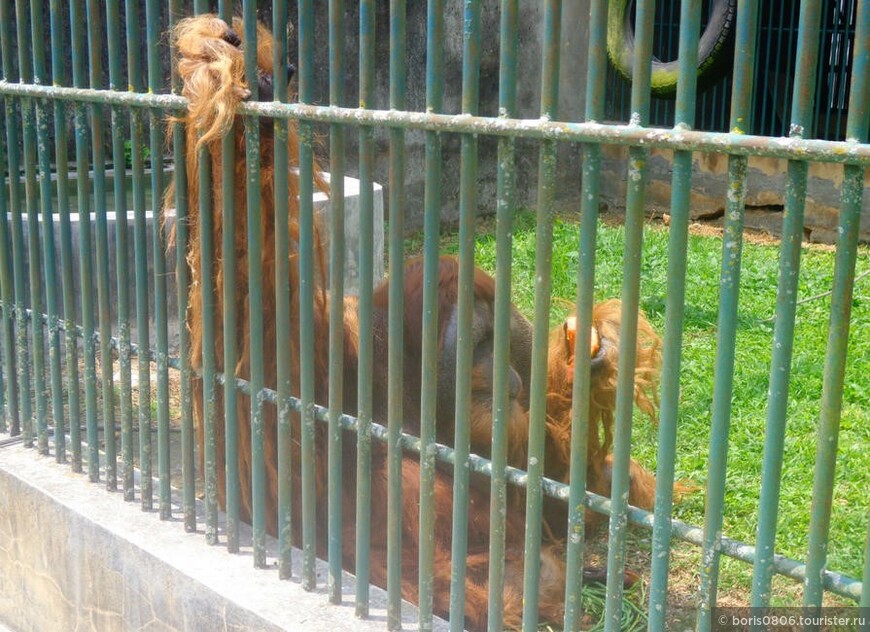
11;3;592;234
277;1;591;232
0;442;445;632
596;147;870;244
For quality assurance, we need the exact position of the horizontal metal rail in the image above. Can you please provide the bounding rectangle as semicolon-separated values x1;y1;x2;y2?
0;81;868;165
7;302;863;603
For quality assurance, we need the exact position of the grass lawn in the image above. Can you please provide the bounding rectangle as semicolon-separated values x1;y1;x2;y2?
404;210;870;627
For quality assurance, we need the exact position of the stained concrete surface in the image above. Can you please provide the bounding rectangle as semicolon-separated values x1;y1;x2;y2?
0;437;447;632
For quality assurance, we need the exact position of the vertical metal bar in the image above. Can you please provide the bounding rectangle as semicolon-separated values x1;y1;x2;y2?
106;0;134;498
198;114;217;538
169;0;195;532
327;0;347;605
273;0;291;574
803;0;869;610
833;0;855;142
418;0;444;626
522;2;562;629
697;1;760;626
241;0;266;568
71;0;100;481
16;0;47;453
145;0;171;520
604;0;654;627
355;0;376;615
85;0;117;489
448;1;480;627
783;3;801;129
0;0;29;443
646;1;703;627
126;0;152;509
0;116;16;438
0;313;4;432
298;0;317;589
189;0;215;540
29;0;65;458
486;0;518;626
563;0;607;625
220;0;240;555
750;0;822;608
814;2;837;140
48;0;77;466
386;0;406;627
772;1;789;133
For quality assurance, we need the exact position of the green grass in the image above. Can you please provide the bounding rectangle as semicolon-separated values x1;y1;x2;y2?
403;210;870;610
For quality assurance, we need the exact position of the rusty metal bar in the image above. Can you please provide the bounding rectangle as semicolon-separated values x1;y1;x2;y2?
0;83;867;165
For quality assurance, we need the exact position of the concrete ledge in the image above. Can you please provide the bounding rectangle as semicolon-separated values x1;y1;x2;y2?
0;439;446;632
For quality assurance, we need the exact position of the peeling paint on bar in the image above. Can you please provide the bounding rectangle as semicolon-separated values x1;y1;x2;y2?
0;82;867;165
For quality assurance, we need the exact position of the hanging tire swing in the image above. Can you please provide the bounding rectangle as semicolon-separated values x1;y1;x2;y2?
606;0;738;99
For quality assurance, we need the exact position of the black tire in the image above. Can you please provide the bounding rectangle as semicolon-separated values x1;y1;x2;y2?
607;0;738;99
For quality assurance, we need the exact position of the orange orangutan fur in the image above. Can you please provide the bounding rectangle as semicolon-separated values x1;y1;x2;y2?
168;15;335;535
168;15;626;631
542;300;662;531
166;16;684;629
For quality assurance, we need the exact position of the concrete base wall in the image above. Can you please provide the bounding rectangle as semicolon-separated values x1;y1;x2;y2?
0;441;444;632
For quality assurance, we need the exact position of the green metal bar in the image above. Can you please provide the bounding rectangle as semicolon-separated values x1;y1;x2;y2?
355;0;376;615
2;82;870;166
759;1;785;136
734;0;763;136
781;2;801;131
71;0;100;481
327;0;347;605
804;0;870;610
14;291;870;602
105;0;134;498
813;2;841;141
486;1;516;629
0;307;4;431
386;0;406;627
697;0;761;623
145;0;171;520
298;0;317;590
750;0;822;609
563;1;608;625
448;1;480;627
272;0;290;574
522;0;561;629
646;0;703;627
220;1;240;556
418;1;443;627
604;0;654;626
0;116;17;438
242;0;266;570
48;0;76;465
86;0;116;488
698;145;744;621
126;0;152;509
0;0;29;443
29;0;64;458
833;0;856;142
198;131;217;541
16;0;46;453
188;0;216;541
170;0;195;533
